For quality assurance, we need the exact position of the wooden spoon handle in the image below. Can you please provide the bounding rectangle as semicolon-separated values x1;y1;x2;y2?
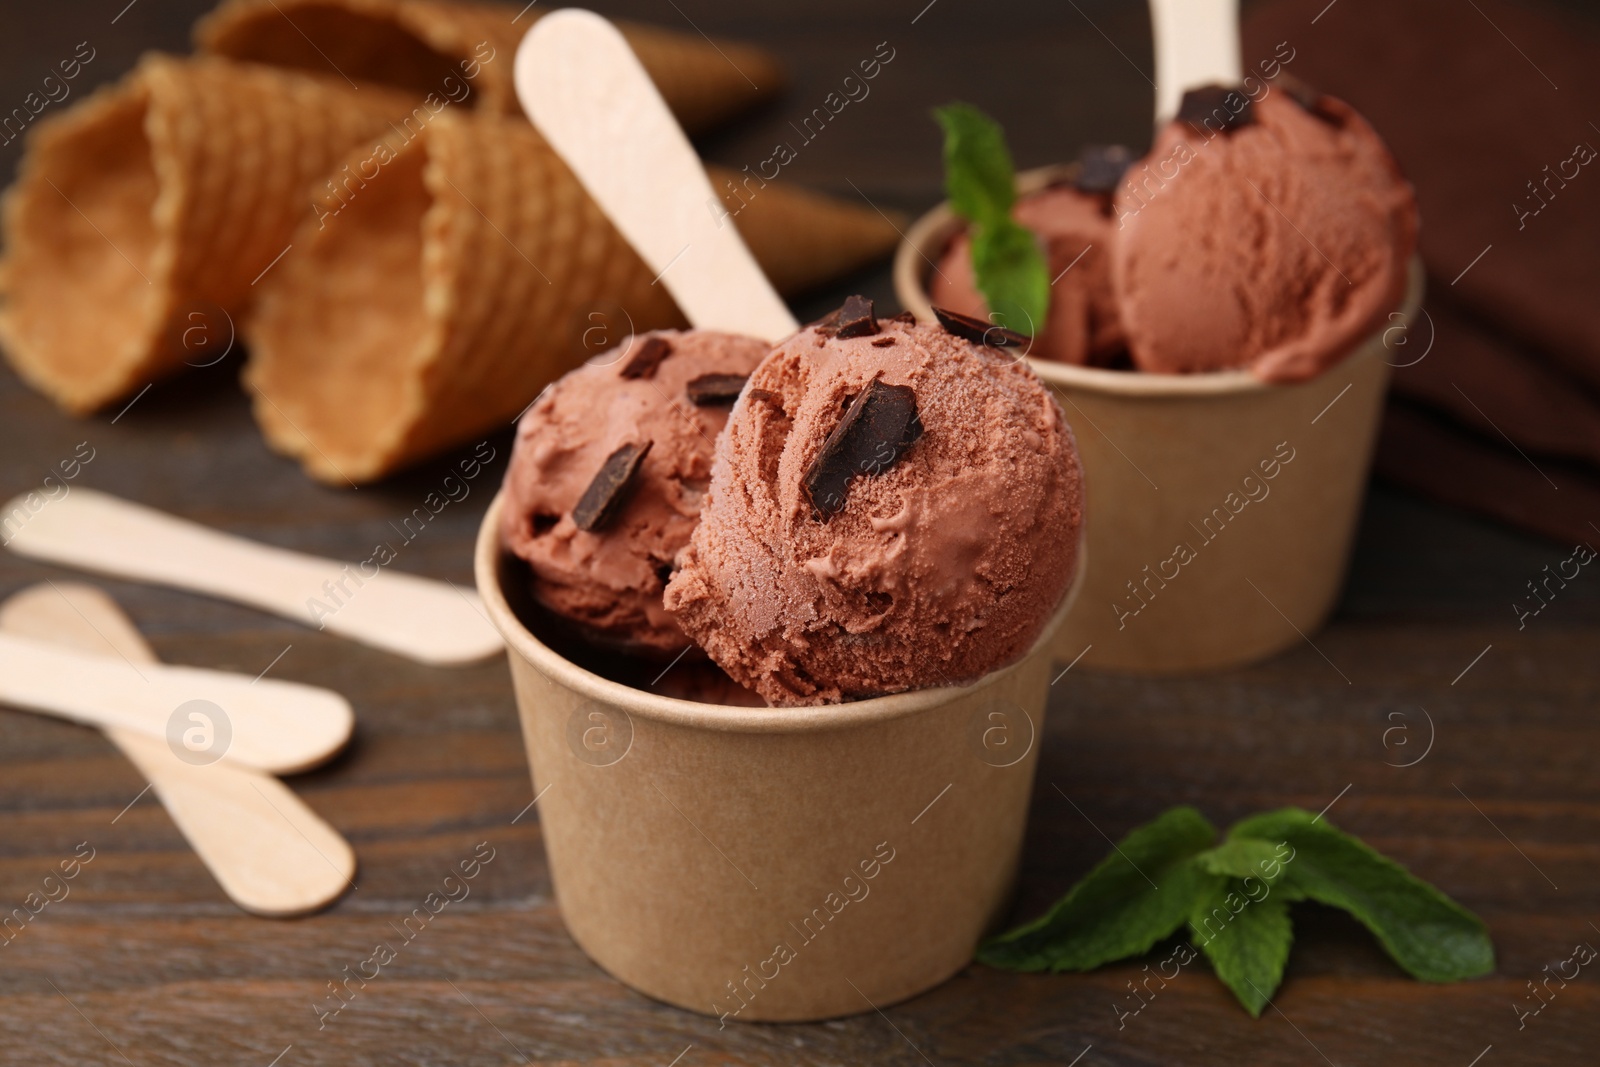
0;583;356;917
0;630;352;774
1149;0;1242;127
515;9;799;341
2;489;501;666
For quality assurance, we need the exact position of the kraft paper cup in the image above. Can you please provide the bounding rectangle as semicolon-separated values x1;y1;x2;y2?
895;163;1423;674
476;492;1080;1021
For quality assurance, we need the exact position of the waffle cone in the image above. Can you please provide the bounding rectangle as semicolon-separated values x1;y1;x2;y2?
245;111;902;484
0;56;415;413
196;0;784;135
244;109;683;485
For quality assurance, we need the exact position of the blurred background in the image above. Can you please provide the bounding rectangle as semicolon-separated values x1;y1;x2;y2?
6;0;1599;555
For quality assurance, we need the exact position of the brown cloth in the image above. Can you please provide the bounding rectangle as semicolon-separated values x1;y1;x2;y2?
1377;403;1600;548
1244;0;1600;544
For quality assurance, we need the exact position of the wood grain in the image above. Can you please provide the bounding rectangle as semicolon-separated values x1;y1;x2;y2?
2;1;1598;1064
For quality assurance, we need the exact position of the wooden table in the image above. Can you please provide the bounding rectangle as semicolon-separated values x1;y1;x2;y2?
2;2;1596;1064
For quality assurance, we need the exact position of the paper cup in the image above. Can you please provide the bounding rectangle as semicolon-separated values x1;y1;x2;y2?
895;164;1423;674
476;492;1078;1021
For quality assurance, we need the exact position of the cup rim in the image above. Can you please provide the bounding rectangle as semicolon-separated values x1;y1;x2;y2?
893;162;1423;397
475;492;1083;734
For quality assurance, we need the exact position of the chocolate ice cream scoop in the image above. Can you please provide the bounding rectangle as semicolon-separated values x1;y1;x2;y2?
501;329;769;655
1113;86;1417;382
665;302;1084;706
931;153;1129;367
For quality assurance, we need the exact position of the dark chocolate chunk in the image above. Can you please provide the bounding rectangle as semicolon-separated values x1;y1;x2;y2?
931;305;1029;348
686;373;749;405
572;441;652;532
889;311;917;324
1074;144;1133;194
870;337;897;348
803;379;922;520
1177;84;1255;135
746;387;783;409
834;295;879;339
619;335;672;379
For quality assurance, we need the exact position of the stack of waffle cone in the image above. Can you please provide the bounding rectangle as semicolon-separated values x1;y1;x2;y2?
196;0;785;135
246;109;900;485
0;56;415;413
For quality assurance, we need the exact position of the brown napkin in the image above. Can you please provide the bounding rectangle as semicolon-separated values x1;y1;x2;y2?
1244;0;1600;541
1377;403;1600;547
1393;300;1600;469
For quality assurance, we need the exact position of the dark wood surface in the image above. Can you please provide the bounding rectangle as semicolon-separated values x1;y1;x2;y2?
3;1;1598;1064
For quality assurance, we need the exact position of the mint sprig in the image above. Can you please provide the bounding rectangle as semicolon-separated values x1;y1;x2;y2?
977;806;1494;1016
933;103;1049;336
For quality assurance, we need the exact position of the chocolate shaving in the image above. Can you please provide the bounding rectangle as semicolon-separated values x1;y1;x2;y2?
870;337;897;348
931;306;1029;348
619;335;672;379
572;441;652;532
1177;85;1255;135
807;307;843;334
889;311;916;324
834;295;879;339
1074;144;1133;194
686;373;749;405
803;379;922;520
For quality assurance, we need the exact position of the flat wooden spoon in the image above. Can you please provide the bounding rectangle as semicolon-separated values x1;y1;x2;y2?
0;583;356;916
2;489;501;666
0;627;352;774
515;8;800;342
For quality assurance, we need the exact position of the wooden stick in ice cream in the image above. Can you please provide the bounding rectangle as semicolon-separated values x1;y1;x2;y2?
1148;0;1243;127
514;8;800;342
503;11;794;662
0;584;356;916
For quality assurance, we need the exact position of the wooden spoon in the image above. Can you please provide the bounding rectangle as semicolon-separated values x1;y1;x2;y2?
1149;0;1243;127
0;628;352;774
514;8;800;342
2;489;501;666
0;584;356;916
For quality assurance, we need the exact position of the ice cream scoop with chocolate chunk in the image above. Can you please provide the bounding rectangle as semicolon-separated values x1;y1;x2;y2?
931;145;1132;367
1113;84;1417;382
501;329;769;655
665;299;1084;706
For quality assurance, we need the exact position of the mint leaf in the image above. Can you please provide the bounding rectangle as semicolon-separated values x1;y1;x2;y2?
933;103;1050;334
934;102;1017;225
978;807;1217;973
978;804;1494;1013
1231;808;1494;983
1189;882;1294;1017
971;224;1050;336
